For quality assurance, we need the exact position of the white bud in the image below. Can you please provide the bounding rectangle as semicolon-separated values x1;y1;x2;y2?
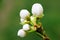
32;3;43;17
20;18;25;23
17;29;26;37
23;24;30;31
20;9;30;19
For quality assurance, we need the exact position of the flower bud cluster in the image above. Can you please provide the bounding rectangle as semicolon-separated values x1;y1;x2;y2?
17;3;44;37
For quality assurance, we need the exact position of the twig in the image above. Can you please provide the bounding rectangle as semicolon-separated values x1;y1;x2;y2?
35;24;50;40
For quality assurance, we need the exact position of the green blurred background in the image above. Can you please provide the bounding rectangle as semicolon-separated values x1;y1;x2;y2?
0;0;60;40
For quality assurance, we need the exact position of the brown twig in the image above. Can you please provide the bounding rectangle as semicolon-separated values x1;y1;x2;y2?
34;24;50;40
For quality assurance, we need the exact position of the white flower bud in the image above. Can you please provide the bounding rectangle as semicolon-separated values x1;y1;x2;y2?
23;24;30;31
20;18;25;23
17;29;26;37
20;9;30;19
32;3;43;17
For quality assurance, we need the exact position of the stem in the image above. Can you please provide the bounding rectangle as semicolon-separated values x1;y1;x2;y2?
35;24;50;40
36;32;45;38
